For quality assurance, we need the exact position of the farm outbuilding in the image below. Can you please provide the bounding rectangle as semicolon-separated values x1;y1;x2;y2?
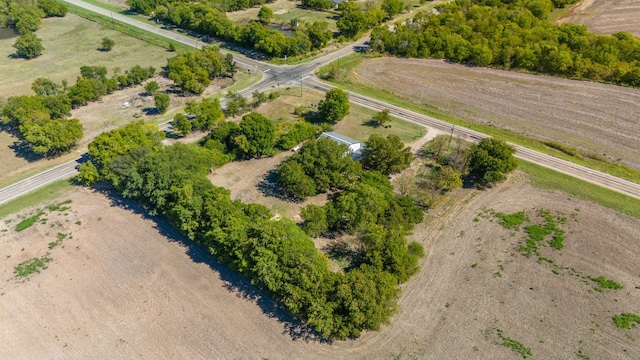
318;131;363;160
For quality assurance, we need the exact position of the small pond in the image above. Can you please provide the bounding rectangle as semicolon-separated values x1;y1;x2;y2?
266;24;296;38
0;27;18;40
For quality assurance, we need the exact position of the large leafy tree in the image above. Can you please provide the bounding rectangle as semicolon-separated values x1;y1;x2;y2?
257;5;273;23
13;32;44;59
21;117;83;156
318;88;350;123
361;134;414;175
173;113;192;137
466;138;517;187
306;21;332;49
153;92;170;114
238;112;275;157
185;97;225;130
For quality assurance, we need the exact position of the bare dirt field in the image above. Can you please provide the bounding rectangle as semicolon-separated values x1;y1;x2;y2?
558;0;640;37
353;57;640;170
1;166;639;359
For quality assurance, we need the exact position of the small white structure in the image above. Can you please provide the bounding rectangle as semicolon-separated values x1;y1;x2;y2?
318;132;363;160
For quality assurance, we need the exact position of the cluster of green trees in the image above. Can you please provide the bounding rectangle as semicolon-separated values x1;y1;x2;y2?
127;0;274;14
80;120;422;339
2;0;67;59
67;65;155;107
0;64;155;157
1;93;82;156
276;133;415;201
127;0;405;57
370;0;640;87
466;137;517;186
199;111;320;160
151;2;332;58
167;45;236;94
276;137;362;200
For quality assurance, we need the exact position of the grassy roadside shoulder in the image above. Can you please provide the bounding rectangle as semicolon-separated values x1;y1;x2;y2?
0;180;74;219
64;2;193;52
317;53;640;185
519;159;640;219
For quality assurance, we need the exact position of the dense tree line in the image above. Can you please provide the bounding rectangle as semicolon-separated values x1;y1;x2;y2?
151;2;332;58
127;0;274;15
167;45;236;94
370;0;640;87
276;137;363;200
80;120;424;339
127;0;401;57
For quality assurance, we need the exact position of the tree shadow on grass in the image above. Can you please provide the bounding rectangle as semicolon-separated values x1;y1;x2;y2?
9;140;43;163
96;186;328;343
322;238;366;272
142;107;159;116
257;168;304;203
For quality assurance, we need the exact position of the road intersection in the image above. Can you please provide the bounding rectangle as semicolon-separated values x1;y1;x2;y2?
1;0;639;205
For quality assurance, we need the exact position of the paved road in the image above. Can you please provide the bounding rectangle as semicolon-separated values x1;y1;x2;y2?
1;0;639;205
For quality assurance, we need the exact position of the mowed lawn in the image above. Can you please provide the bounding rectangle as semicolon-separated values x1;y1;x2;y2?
255;87;426;144
0;12;174;98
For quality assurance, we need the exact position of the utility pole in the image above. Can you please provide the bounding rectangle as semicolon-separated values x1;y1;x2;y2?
448;125;455;151
300;76;303;97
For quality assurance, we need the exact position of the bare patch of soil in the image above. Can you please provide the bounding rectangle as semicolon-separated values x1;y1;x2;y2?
559;0;640;37
1;173;639;358
353;58;640;170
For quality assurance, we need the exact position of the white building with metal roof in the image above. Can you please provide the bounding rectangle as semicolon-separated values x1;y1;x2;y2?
318;132;364;160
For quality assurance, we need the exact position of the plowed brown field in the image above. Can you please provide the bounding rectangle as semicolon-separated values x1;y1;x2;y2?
559;0;640;37
1;172;639;358
353;57;640;170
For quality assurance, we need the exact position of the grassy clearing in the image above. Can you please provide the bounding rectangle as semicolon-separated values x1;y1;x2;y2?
548;5;574;23
15;211;45;232
494;211;528;230
0;180;74;219
613;313;640;329
0;12;177;98
519;209;565;255
589;276;623;291
495;329;532;359
318;53;640;184
65;3;192;52
519;160;640;219
48;232;69;250
257;87;425;143
46;199;72;212
13;254;52;281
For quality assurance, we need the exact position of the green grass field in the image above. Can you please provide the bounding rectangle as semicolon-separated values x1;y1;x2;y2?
0;12;177;98
256;87;425;144
318;53;640;184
